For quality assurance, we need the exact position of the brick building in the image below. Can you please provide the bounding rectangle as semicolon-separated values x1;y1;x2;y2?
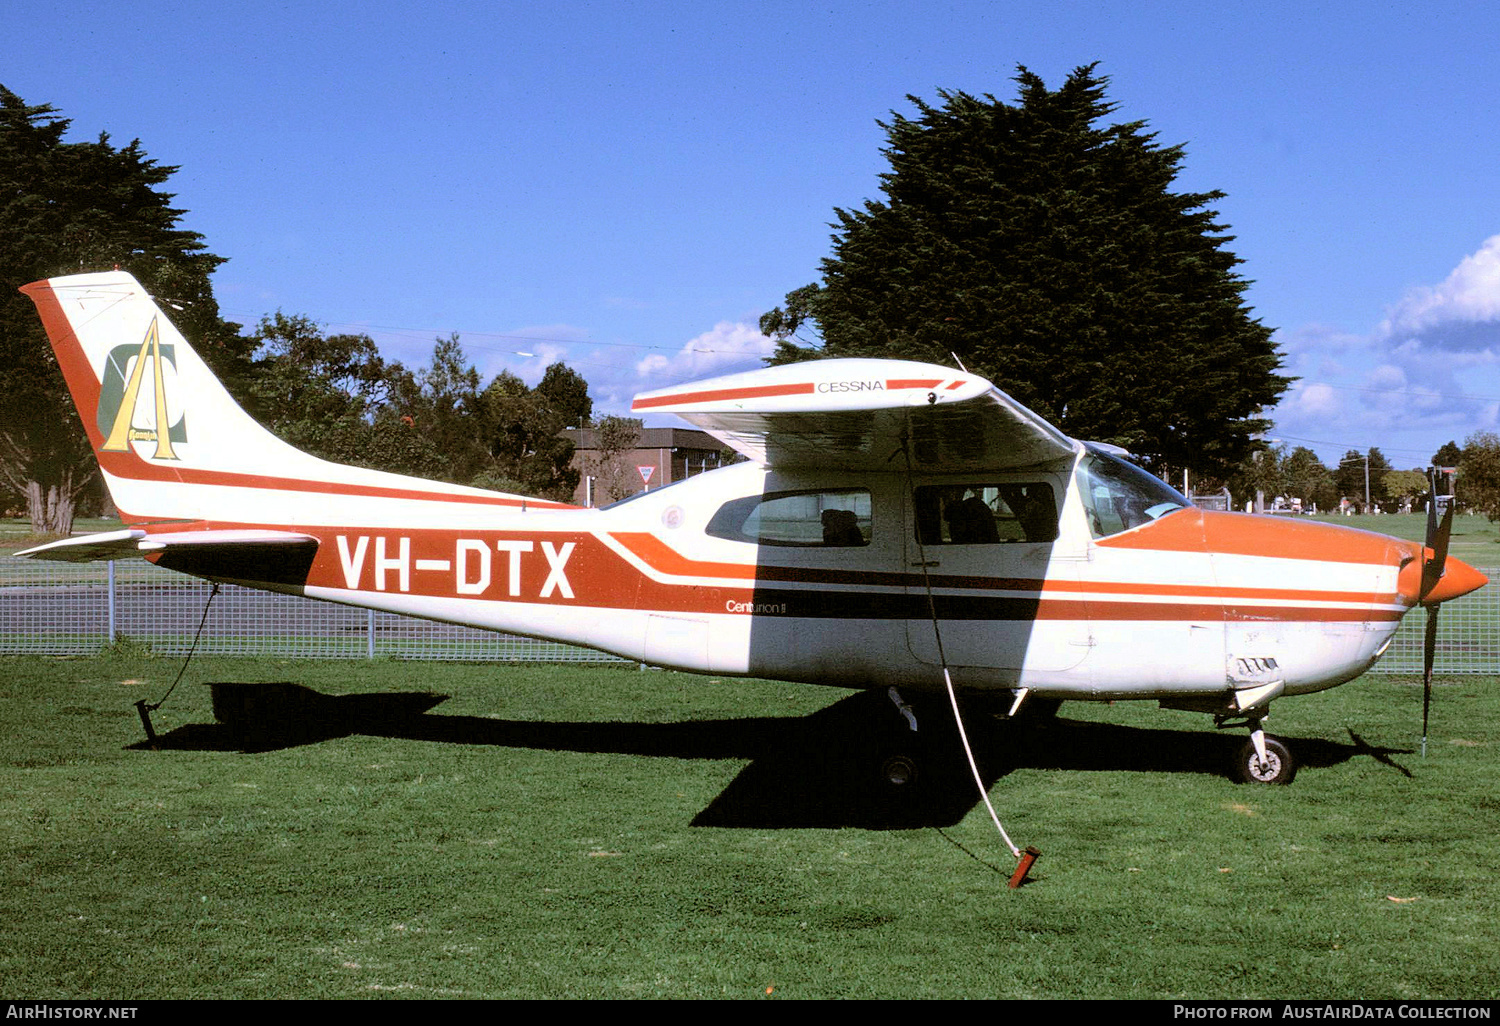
561;426;729;507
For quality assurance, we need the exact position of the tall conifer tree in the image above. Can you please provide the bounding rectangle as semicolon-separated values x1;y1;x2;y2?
0;86;247;532
761;65;1289;475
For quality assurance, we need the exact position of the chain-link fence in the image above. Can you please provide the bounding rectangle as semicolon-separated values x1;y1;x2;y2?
0;556;626;662
1374;578;1500;673
1;555;1494;671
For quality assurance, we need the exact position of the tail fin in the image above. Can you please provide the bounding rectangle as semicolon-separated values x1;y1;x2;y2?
22;271;566;527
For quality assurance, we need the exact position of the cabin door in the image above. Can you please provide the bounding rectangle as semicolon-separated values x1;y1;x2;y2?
904;474;1090;675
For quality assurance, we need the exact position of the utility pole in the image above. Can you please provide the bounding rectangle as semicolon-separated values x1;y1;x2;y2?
1335;451;1372;513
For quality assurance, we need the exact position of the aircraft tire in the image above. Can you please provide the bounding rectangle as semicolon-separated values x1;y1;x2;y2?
1233;737;1296;785
878;751;920;790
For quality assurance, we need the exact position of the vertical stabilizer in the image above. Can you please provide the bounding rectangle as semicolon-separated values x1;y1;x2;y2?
22;271;565;526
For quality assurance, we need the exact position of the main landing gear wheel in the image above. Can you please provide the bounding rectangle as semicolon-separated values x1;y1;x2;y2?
1233;736;1296;785
879;752;919;789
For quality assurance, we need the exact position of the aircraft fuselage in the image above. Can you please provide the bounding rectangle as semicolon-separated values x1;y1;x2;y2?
165;454;1430;705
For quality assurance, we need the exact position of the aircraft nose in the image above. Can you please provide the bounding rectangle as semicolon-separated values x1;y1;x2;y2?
1398;554;1488;605
1425;556;1488;605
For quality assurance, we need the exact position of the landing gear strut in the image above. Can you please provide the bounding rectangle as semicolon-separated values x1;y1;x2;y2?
877;687;924;790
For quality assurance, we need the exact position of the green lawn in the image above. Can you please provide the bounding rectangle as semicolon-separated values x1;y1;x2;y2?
3;655;1497;999
1306;510;1500;566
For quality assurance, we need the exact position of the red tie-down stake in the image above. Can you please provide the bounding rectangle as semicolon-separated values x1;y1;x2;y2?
1009;846;1041;888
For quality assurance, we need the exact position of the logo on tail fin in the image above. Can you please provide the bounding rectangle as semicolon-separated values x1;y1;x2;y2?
97;317;186;460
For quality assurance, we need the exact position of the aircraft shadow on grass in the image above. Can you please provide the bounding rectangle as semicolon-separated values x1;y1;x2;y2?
126;683;1414;830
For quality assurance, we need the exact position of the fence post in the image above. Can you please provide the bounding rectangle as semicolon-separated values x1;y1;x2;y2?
367;608;375;659
107;560;117;645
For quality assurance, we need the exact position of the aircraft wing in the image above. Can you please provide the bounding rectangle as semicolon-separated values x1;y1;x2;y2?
631;358;1077;471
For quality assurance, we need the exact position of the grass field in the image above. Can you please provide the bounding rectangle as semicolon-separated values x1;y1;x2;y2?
3;654;1497;1000
1305;511;1500;566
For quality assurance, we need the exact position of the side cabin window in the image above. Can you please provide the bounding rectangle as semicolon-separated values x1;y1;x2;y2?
707;489;872;547
913;483;1058;545
1076;446;1190;539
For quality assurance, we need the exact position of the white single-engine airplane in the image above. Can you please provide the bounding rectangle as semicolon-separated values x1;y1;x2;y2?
19;271;1489;787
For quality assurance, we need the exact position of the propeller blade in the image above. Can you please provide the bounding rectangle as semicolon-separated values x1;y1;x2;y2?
1420;500;1454;602
1419;478;1454;758
1422;602;1439;758
1426;476;1438;545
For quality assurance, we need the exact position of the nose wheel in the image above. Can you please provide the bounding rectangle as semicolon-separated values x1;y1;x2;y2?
1233;730;1296;785
1210;698;1298;785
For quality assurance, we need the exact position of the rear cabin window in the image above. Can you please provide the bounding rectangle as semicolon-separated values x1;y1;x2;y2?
707;489;872;547
913;483;1058;545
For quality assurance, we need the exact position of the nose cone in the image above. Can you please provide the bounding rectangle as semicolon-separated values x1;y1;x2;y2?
1424;557;1488;605
1398;553;1489;605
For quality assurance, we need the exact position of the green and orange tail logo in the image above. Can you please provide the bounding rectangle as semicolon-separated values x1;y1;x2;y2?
96;317;186;460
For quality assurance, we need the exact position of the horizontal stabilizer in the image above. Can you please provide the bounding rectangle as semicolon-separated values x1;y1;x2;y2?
16;529;149;562
18;528;318;561
19;528;323;589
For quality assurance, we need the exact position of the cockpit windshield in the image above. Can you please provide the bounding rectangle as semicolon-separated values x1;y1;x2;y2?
1076;444;1191;539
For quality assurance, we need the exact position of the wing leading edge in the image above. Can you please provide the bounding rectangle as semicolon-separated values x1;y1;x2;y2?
631;358;1077;471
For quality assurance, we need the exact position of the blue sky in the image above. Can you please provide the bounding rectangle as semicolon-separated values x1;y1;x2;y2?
7;0;1500;470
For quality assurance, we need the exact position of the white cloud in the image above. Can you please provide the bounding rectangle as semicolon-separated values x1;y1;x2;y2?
1267;236;1500;463
575;320;777;418
1280;381;1342;419
451;324;592;386
1363;363;1406;388
633;321;775;383
1380;234;1500;347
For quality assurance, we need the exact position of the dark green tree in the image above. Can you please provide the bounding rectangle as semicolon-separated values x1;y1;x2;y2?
1459;432;1500;522
1229;442;1286;511
535;362;593;429
1367;448;1392;507
412;334;487;483
582;415;644;504
1334;448;1391;511
245;312;442;479
1282;446;1336;511
1433;440;1463;469
760;65;1289;476
0;86;248;533
471;365;582;502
